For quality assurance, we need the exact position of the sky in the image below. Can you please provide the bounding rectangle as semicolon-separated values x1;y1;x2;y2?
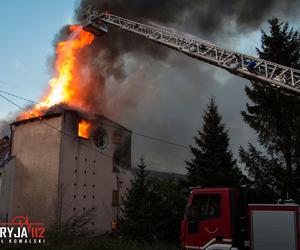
0;0;77;119
0;1;299;174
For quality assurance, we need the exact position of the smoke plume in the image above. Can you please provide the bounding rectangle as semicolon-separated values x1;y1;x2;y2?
74;0;300;80
1;1;299;172
61;0;300;172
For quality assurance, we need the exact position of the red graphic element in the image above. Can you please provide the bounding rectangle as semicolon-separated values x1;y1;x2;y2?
0;215;45;239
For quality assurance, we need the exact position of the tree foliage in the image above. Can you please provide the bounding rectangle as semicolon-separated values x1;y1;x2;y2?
121;157;186;242
149;177;186;242
121;157;155;241
186;97;243;188
240;17;300;201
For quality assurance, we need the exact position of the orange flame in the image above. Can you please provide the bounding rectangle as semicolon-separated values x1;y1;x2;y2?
78;120;91;139
19;25;94;120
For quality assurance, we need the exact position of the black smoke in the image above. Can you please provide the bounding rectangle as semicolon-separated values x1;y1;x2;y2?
74;0;300;81
67;0;300;173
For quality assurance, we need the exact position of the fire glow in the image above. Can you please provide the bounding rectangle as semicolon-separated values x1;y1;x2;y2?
19;25;94;120
78;120;91;139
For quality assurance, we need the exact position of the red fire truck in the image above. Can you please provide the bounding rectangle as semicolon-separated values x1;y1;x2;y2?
181;187;300;250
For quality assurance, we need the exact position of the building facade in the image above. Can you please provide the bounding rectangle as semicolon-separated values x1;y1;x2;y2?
0;109;132;233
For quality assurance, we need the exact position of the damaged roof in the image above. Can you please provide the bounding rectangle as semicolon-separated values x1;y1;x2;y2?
11;108;131;133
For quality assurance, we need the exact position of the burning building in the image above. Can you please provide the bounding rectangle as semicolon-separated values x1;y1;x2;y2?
0;20;133;232
0;108;132;232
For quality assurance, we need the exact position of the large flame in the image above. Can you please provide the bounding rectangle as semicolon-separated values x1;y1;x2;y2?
20;25;94;120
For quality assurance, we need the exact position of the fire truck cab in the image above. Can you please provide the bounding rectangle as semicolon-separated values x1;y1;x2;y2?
181;187;300;250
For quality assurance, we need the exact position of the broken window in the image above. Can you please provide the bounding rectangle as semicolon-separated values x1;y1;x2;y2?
113;131;122;144
112;190;119;207
78;120;91;139
113;136;131;171
94;128;108;150
113;151;121;173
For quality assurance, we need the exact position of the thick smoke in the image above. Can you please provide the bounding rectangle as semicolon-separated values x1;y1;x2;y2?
75;0;300;79
72;0;300;118
59;1;300;173
0;111;19;138
0;1;298;171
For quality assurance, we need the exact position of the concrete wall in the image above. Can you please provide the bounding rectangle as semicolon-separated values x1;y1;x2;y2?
0;110;132;233
9;116;62;225
59;111;132;233
0;158;15;222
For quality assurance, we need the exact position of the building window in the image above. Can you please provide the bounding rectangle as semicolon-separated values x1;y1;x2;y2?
94;128;108;150
112;190;119;207
113;131;122;144
113;152;120;173
78;120;91;139
113;138;131;171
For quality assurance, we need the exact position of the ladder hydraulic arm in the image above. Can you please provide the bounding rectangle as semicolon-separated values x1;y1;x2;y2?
82;7;300;95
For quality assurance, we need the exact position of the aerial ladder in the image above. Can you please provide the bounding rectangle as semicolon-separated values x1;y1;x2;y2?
82;8;300;250
82;6;300;96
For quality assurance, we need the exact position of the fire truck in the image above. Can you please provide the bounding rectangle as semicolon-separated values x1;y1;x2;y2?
181;187;300;250
82;7;300;249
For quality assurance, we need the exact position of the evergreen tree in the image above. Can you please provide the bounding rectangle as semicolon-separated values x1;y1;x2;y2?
239;144;285;202
121;156;159;241
121;156;149;239
149;177;186;242
186;97;242;188
121;157;186;243
240;17;300;201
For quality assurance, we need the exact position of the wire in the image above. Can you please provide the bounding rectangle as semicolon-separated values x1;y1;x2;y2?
0;89;189;150
0;90;189;227
0;91;126;224
132;131;188;149
0;93;113;160
0;92;189;171
0;89;36;104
